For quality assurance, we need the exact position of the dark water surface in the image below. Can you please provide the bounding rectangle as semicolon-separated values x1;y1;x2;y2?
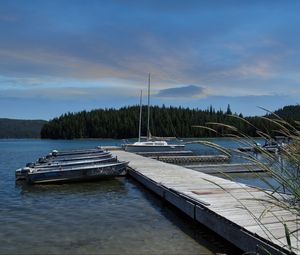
0;139;241;255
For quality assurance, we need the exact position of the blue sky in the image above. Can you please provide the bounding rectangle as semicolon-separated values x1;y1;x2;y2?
0;0;299;120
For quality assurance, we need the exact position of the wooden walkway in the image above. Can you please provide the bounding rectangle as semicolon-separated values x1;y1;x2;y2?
113;150;299;255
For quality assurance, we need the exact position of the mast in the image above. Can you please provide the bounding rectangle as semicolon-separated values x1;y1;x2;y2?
138;90;142;142
147;73;151;141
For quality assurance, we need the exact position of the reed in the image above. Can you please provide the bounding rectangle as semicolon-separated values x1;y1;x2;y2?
193;113;300;254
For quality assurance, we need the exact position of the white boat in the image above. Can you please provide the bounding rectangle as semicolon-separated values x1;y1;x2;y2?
124;140;185;152
122;74;185;152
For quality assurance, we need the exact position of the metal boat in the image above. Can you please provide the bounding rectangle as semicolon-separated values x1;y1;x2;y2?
16;156;117;181
22;161;128;184
16;156;115;181
26;156;118;169
16;146;130;184
50;147;104;157
38;151;112;163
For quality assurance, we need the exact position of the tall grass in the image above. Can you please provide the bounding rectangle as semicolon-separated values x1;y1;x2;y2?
194;114;300;254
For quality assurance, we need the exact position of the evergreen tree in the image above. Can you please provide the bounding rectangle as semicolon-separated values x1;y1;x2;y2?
226;104;232;115
40;104;300;139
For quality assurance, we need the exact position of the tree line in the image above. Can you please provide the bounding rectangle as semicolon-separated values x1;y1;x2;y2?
40;104;300;139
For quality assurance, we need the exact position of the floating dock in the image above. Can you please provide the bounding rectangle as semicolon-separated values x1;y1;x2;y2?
136;150;195;157
184;163;268;174
137;150;230;164
112;150;299;255
153;154;230;164
101;146;230;164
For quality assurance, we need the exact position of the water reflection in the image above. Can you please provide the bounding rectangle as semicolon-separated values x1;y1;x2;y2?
132;178;242;255
0;139;252;254
16;177;128;196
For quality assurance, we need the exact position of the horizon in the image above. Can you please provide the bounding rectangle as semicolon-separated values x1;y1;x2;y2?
0;1;299;119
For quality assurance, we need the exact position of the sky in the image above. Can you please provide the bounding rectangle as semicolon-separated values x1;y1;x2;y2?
0;0;299;120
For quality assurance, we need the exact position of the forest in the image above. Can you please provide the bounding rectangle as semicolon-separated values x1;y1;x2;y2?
40;104;300;139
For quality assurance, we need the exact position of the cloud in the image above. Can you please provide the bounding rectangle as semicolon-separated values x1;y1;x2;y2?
155;85;206;98
2;0;298;86
0;75;48;88
1;0;300;119
0;86;138;100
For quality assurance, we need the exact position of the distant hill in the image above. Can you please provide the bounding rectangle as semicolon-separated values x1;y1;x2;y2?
0;118;47;138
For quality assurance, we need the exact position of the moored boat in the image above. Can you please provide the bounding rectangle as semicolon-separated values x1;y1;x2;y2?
38;151;112;163
50;147;104;157
238;138;289;154
16;155;116;181
24;161;128;184
26;156;118;169
254;140;285;154
122;74;185;152
15;147;125;182
123;141;185;152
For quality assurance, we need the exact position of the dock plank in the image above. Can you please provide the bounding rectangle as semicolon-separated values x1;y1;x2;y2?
112;150;299;255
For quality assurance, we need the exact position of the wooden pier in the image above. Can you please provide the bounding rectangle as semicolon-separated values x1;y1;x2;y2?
112;150;299;255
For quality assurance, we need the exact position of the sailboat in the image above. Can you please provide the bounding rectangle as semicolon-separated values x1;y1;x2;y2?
123;74;185;152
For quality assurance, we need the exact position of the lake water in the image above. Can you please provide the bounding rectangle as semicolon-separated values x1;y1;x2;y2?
184;138;284;191
0;139;243;255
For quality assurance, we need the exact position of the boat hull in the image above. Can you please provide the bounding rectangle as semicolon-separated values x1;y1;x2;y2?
26;162;128;184
123;144;185;152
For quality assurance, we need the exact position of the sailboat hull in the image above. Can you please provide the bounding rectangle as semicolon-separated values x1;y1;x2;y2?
123;144;185;152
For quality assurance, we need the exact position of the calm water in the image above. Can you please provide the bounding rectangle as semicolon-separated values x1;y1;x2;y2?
184;138;283;191
0;139;241;255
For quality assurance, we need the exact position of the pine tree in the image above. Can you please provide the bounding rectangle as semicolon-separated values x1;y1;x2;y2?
226;104;232;115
